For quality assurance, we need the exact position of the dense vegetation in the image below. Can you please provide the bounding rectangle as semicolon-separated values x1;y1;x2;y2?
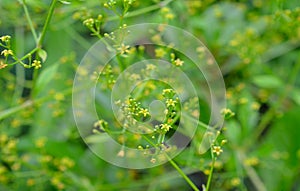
0;0;299;190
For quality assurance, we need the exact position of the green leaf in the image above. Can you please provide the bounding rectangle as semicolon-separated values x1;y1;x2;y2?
252;75;283;89
33;64;59;97
290;88;300;105
37;48;47;62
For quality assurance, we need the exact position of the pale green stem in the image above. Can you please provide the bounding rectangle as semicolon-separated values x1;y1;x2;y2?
238;151;267;191
21;0;38;43
11;26;26;106
0;84;75;120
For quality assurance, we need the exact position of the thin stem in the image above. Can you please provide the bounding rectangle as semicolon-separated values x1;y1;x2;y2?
116;54;125;71
10;47;38;65
64;27;91;50
0;100;33;120
206;152;216;191
238;151;267;191
166;155;200;191
106;0;174;22
11;26;26;106
182;112;214;130
141;135;200;191
0;82;76;120
32;0;58;94
21;0;38;43
37;0;58;48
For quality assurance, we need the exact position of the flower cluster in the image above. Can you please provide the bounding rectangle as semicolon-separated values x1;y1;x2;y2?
160;7;175;21
170;53;184;67
221;108;235;119
32;60;42;69
120;97;150;121
103;0;117;9
0;35;13;70
98;64;116;89
0;134;20;184
83;14;103;36
0;35;45;70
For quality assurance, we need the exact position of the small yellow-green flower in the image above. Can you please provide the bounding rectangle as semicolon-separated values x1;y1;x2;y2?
163;89;173;94
173;58;184;66
27;179;35;187
83;18;94;28
244;157;259;166
231;177;241;187
35;137;47;148
146;64;156;71
1;49;13;57
117;43;130;55
212;146;223;156
160;123;172;131
221;139;227;145
166;99;176;107
6;140;17;151
32;60;42;69
221;108;235;119
130;73;141;80
139;108;150;117
0;35;11;42
155;48;166;58
161;7;170;13
165;13;175;20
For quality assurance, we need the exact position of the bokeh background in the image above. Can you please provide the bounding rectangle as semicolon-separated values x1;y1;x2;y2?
0;0;300;190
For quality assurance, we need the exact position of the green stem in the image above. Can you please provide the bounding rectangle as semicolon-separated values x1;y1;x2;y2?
238;151;267;191
0;83;75;120
37;0;58;48
167;155;200;191
11;26;26;106
116;54;125;71
182;112;214;130
206;154;216;190
106;0;174;22
21;0;38;43
64;27;91;50
0;100;34;120
31;0;58;95
10;47;38;65
141;135;200;191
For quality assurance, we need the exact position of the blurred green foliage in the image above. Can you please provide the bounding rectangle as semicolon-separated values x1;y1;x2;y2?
0;0;300;190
